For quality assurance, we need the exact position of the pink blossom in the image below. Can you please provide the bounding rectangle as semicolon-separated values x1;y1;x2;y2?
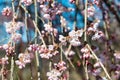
92;68;102;76
21;0;33;6
43;14;51;19
28;44;39;52
2;6;12;16
15;22;24;30
114;53;120;59
15;60;26;69
44;24;53;32
69;29;83;38
15;53;31;69
69;38;81;46
59;35;67;43
11;33;21;42
47;69;61;80
40;51;52;59
52;50;59;56
69;30;76;38
2;44;9;50
69;0;75;3
94;62;100;68
76;29;84;37
92;31;104;40
93;0;100;6
82;6;95;17
4;22;15;33
48;45;54;51
40;5;48;12
0;57;9;65
4;21;23;34
55;61;67;71
64;50;75;56
81;46;89;53
83;53;92;59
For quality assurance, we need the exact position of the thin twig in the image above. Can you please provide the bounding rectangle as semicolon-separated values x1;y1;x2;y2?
25;6;29;43
104;22;109;40
32;21;47;48
87;44;112;80
61;44;75;69
84;0;88;42
83;0;89;79
10;57;14;80
34;0;40;80
60;45;63;61
1;64;4;80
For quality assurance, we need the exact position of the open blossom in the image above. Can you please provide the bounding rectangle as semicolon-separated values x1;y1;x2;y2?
44;24;53;32
11;33;21;42
81;46;92;59
69;29;83;38
64;50;75;56
69;30;76;38
2;44;9;50
87;20;100;34
4;22;15;33
15;53;31;69
43;14;51;20
93;20;100;29
54;61;67;72
47;69;61;80
40;51;53;59
39;49;58;59
15;22;24;30
82;6;95;17
0;44;15;56
69;38;81;46
21;0;33;6
81;46;89;53
94;62;100;68
59;35;67;43
28;44;39;52
76;30;84;37
2;6;12;16
0;57;9;65
15;60;26;69
114;52;120;59
92;68;102;76
48;45;54;51
40;5;48;12
92;31;104;40
38;45;59;59
4;21;24;34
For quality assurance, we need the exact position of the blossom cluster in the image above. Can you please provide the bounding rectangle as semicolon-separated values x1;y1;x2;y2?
15;53;32;69
59;29;83;46
0;0;119;80
47;61;67;80
28;44;59;59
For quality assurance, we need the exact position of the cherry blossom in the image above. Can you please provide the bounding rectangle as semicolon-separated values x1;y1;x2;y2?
21;0;33;6
15;53;31;69
47;69;61;80
11;33;21;42
2;6;12;16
